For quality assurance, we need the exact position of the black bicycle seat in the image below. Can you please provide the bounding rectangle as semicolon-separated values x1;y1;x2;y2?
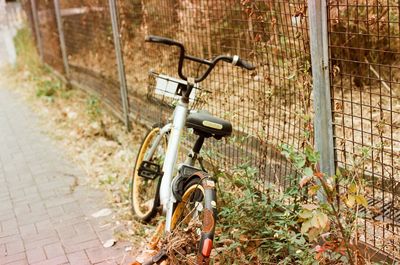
186;111;232;139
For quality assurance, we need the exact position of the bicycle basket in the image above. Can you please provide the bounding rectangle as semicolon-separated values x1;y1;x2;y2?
147;71;208;110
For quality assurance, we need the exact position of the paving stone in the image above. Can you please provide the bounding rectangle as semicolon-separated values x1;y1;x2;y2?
60;230;98;246
74;221;95;236
28;202;47;214
31;255;68;265
95;229;115;243
86;247;124;264
26;248;46;264
0;252;26;264
0;61;130;264
24;236;60;251
0;200;13;211
0;209;15;222
5;238;25;255
67;251;91;265
16;212;50;226
62;201;83;215
0;235;20;245
54;214;91;228
93;261;118;265
12;203;30;216
0;221;19;238
0;243;6;255
4;259;29;265
18;223;37;237
34;220;53;234
43;242;65;259
63;239;102;254
46;206;64;218
56;225;76;240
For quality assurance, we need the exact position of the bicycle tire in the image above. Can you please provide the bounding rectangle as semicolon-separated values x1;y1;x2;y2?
170;173;217;265
130;124;167;222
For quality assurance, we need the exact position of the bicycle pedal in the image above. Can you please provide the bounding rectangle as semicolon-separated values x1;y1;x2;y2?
138;161;162;180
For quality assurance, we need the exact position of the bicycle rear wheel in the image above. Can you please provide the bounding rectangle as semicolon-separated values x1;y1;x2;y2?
130;125;167;222
170;174;217;265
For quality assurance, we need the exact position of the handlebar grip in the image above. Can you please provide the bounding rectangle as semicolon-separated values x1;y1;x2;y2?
232;55;256;70
145;35;183;47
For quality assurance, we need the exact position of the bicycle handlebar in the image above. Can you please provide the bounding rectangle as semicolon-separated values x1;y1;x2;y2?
145;35;184;48
145;35;255;83
233;56;255;70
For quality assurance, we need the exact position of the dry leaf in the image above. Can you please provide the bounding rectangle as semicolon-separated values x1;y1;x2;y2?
103;238;117;248
92;208;112;218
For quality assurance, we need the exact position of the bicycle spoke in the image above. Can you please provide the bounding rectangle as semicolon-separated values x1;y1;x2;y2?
172;183;203;233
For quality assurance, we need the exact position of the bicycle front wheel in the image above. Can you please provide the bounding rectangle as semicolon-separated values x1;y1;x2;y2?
130;124;167;222
170;174;217;265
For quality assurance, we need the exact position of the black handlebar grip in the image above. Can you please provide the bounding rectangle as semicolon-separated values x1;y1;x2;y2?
233;56;256;70
145;35;183;47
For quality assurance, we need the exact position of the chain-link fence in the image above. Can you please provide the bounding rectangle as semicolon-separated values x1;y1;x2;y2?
328;0;400;257
21;0;399;260
118;0;311;191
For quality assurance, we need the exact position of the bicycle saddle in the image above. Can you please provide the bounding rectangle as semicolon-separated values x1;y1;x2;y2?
186;111;232;139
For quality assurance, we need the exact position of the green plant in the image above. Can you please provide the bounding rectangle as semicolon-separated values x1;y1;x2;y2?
86;96;102;120
13;26;69;102
280;142;371;265
35;78;63;101
13;26;42;74
213;162;315;264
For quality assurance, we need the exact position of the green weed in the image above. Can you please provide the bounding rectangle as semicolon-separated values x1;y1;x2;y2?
35;78;62;101
86;96;102;121
214;163;315;264
13;26;68;102
13;26;42;75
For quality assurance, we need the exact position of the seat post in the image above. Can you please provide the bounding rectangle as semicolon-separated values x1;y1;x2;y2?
193;135;205;154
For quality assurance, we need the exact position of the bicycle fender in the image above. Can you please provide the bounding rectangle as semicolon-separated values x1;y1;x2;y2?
191;172;217;265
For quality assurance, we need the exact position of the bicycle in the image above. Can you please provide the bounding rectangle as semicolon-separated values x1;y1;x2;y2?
130;35;255;264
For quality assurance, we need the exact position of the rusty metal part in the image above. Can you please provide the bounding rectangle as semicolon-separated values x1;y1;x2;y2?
141;249;167;265
147;221;165;250
202;209;215;233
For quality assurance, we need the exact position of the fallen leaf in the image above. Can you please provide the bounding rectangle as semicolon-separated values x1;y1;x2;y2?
91;208;112;218
103;238;116;248
299;175;312;188
346;195;356;208
299;210;313;219
302;204;318;211
125;246;132;252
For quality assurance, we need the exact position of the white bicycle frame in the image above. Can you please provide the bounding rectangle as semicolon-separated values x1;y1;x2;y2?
141;37;253;237
144;97;193;232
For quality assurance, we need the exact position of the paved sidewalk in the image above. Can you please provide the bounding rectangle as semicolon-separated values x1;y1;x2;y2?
0;85;133;264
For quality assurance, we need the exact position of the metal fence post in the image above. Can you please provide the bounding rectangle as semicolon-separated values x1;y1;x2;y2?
53;0;70;77
30;0;43;61
108;0;131;131
308;0;335;199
